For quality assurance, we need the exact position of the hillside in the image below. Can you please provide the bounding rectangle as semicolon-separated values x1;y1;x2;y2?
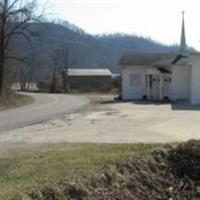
16;21;177;80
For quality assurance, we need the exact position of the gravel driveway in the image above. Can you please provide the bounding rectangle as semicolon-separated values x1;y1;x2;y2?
1;97;200;145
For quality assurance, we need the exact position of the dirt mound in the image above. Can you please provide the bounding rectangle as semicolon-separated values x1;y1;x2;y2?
169;139;200;179
30;140;200;200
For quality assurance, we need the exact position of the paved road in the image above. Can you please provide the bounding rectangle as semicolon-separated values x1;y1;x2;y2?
0;93;89;131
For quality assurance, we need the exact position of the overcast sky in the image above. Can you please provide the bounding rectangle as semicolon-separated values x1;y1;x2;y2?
40;0;200;50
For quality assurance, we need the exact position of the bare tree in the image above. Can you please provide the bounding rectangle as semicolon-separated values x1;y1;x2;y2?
52;43;71;92
49;49;60;93
18;55;39;91
3;59;17;94
0;0;41;96
60;44;69;92
49;44;71;93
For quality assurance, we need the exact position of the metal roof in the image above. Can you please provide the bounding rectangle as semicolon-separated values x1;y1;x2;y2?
67;69;112;76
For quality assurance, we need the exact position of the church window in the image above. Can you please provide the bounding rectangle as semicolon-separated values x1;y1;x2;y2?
130;73;141;87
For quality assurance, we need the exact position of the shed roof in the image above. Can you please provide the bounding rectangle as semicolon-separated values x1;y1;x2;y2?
67;69;112;76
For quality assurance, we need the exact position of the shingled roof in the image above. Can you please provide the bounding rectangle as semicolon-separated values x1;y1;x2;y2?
119;52;175;66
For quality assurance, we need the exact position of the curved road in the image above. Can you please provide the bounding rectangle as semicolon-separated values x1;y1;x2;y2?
0;93;89;131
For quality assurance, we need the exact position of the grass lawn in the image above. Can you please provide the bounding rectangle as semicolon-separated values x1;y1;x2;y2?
0;143;162;199
0;93;34;111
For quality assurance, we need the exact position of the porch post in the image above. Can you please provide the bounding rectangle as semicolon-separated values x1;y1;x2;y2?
159;74;163;100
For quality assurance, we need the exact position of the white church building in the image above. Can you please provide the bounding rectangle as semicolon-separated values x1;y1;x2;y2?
120;13;200;105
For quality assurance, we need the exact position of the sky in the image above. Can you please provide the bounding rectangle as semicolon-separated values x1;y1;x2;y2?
40;0;200;50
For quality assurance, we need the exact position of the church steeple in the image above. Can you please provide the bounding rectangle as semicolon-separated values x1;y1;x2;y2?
179;11;187;54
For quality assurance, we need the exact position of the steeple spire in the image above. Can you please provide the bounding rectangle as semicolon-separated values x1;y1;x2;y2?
179;11;187;54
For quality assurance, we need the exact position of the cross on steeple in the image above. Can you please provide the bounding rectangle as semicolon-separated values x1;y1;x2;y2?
179;11;187;54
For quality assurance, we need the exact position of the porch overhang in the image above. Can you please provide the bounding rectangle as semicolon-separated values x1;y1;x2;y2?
145;67;171;75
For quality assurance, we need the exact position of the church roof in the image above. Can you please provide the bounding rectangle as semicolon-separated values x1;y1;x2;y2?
119;52;175;66
120;51;200;67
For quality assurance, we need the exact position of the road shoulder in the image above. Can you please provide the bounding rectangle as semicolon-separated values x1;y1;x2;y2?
0;93;34;111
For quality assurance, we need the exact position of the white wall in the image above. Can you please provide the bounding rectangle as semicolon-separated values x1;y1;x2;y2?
122;65;148;100
191;57;200;105
170;65;191;101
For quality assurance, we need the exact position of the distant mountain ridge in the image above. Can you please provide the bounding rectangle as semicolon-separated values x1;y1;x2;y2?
16;21;178;80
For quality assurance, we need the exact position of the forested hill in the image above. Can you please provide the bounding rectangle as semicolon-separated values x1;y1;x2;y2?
18;21;177;80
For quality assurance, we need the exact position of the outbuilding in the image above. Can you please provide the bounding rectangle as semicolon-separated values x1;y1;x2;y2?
66;68;112;91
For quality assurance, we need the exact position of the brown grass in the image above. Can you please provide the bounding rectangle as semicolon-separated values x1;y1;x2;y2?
0;93;34;111
0;143;162;199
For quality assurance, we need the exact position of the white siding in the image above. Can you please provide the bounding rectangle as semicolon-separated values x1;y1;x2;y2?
170;65;190;100
191;57;200;105
122;65;148;100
